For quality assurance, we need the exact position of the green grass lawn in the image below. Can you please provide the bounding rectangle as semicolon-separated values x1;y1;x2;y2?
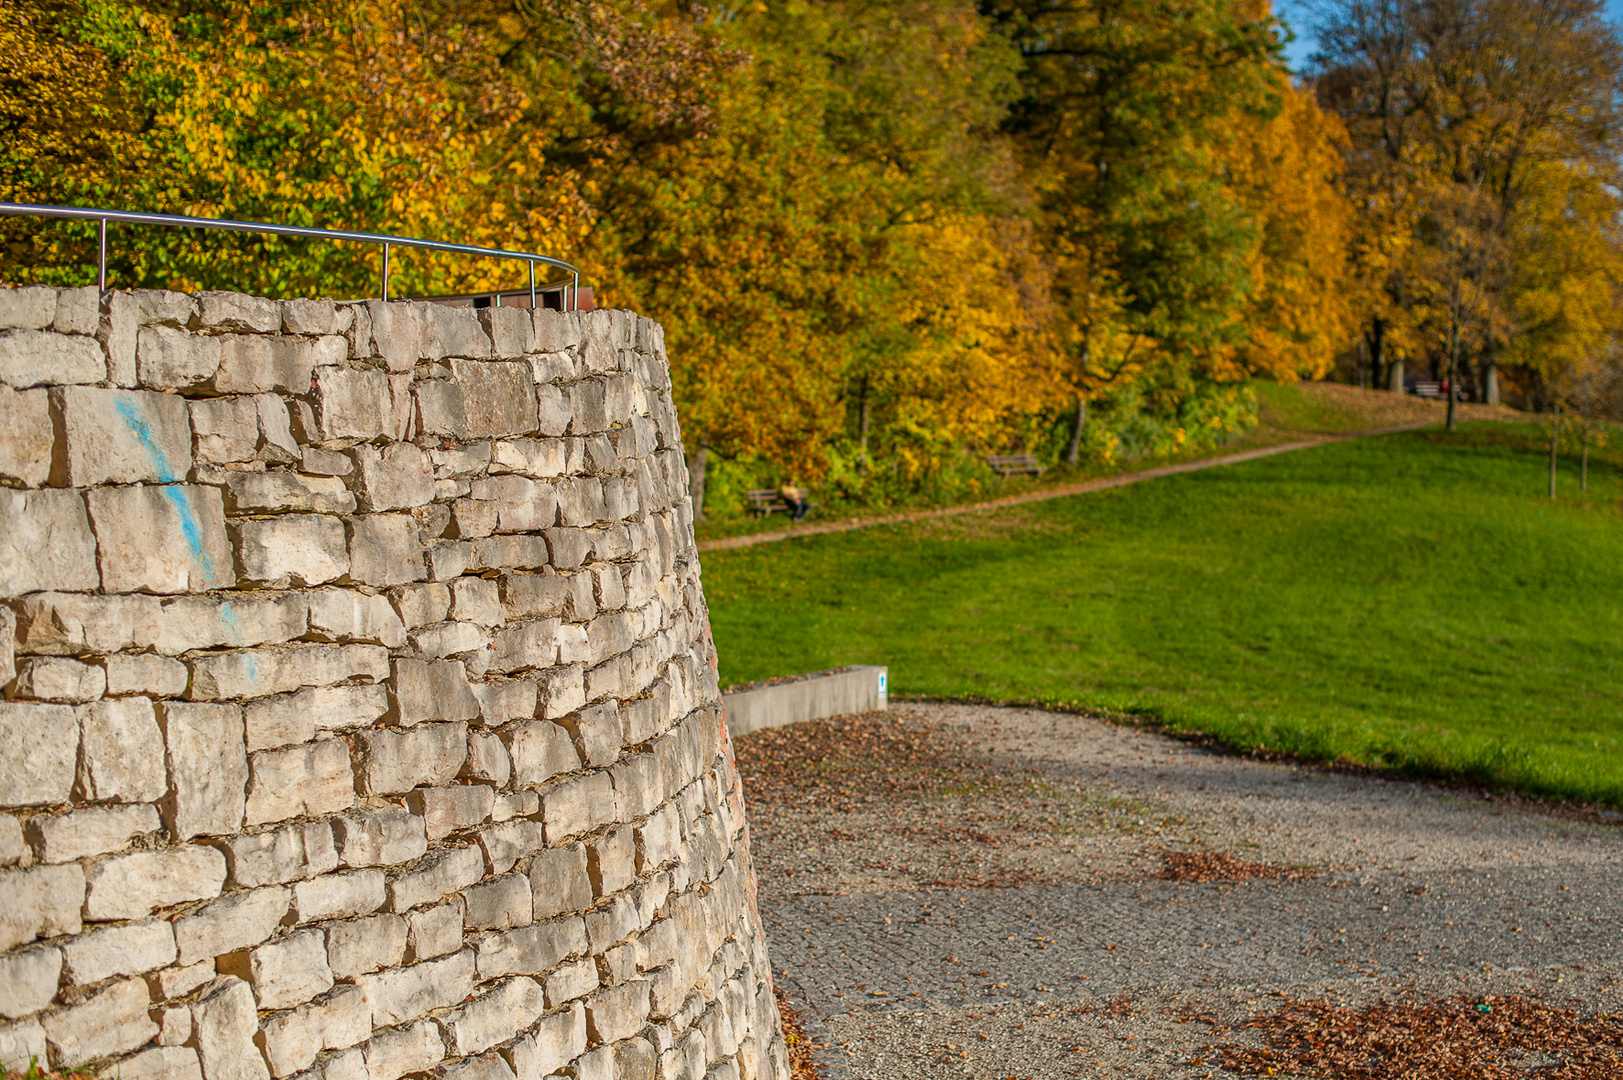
702;421;1623;808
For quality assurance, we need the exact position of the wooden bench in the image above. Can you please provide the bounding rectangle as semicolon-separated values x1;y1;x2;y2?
985;453;1045;477
746;490;817;518
1411;381;1443;398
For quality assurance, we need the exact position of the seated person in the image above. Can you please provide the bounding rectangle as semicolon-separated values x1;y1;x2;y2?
779;482;811;521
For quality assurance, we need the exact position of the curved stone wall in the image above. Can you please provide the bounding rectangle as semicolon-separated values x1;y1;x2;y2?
0;285;787;1080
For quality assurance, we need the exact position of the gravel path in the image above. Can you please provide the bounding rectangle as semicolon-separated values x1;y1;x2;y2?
736;704;1623;1079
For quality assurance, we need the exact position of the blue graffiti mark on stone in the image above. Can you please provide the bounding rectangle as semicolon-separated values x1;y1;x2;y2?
114;394;217;584
113;394;179;483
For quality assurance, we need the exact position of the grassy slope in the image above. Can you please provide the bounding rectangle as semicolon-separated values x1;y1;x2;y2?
702;418;1623;807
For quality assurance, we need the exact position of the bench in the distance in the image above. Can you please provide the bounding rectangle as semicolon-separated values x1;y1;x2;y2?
747;490;816;518
986;453;1044;478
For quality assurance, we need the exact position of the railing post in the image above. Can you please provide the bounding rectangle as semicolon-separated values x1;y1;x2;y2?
382;242;391;302
529;261;536;310
97;218;107;291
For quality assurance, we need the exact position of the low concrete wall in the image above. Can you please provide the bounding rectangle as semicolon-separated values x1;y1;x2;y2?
722;667;887;738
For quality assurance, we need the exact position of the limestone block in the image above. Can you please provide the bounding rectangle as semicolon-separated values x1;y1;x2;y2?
0;328;106;387
99;292;137;387
41;977;157;1068
302;447;352;476
0;1020;46;1074
542;771;617;842
256;394;300;462
245;738;355;826
355;948;475;1028
490;437;566;478
323;912;407;980
135;326;219;389
0;816;23;867
51;385;192;485
292;869;385;923
159;701;248;839
223;471;357;514
473;913;586;983
386;843;483;913
535;665;586;720
612;1036;656;1080
214;335;338;396
0;386;51;486
233;514;351;588
467;534;547;573
174;886;292;966
491;789;539;823
58;917;174;985
187;643;387;701
475;818;544;877
528;844;593;921
636;804;682;872
362;1020;443;1080
331;806;428;868
487;620;561;675
460;872;531;932
0;945;60;1018
464;731;511;786
414;376;466;436
609;753;661;821
534;384;571;438
354;722;468;796
7;655;105;702
620;696;664;748
390;582;450;629
405;899;464;962
260;985;370;1078
476;306;531;359
442;976;546;1056
223;927;332;1010
437;1052;516;1080
306;589;407;647
27;803;161;864
101;1046;204;1080
244;684;387;751
0;703;77;807
159;1005;195;1045
0;286;55;329
410;621;488;662
349;442;434;512
422;307;492;362
0;489;100;594
192;976;272;1080
311;366;391;441
542;957;598;1009
386;658;479;728
432;445;493;485
562;702;622;768
406;785;495;841
503;720;581;789
347;513;425;587
504;1002;586;1079
189;396;256;463
87;483;235;593
84;845;224;921
149;958;217;1000
530;310;580;354
588;825;636;897
75;696;166;803
365;302;423;373
104;653;189;697
223;822;337;889
553;477;605;528
283;298;338;336
199;291;280;333
470;679;537;727
444;359;536;438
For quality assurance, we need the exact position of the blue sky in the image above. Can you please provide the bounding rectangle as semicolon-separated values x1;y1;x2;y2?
1276;0;1623;73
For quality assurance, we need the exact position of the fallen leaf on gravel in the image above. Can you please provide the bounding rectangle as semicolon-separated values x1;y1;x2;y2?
774;985;821;1080
1155;848;1317;882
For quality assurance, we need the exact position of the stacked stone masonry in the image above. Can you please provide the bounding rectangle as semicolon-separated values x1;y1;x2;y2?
0;285;788;1080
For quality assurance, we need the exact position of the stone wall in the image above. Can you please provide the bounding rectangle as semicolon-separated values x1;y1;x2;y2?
0;285;787;1080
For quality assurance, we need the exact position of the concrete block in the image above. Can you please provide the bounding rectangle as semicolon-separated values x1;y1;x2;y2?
331;806;428;868
387;843;483;913
136;326;220;389
86;483;235;593
52;385;194;485
104;653;190;697
503;720;581;789
244;684;387;751
354;722;468;796
222;821;337;889
0;328;106;387
41;976;157;1068
460;872;531;931
233;514;351;588
349;442;434;512
405;899;464;961
542;771;616;842
76;696;167;803
192;976;272;1080
292;869;386;922
305;589;407;648
223;927;332;1010
362;1019;443;1080
528;844;594;921
199;291;280;333
312;366;391;441
0;945;61;1018
355;948;475;1028
27;803;161;864
441;976;546;1056
59;917;174;985
0;385;52;486
389;582;450;629
83;845;224;921
324;912;407;980
504;1001;586;1079
464;731;511;786
244;738;355;826
722;664;888;737
187;643;387;701
406;785;495;841
0;489;100;594
7;655;105;702
223;471;356;514
159;701;248;839
0;702;78;807
347;513;425;587
174;886;292;966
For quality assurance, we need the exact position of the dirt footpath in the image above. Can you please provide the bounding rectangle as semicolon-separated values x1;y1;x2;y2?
734;704;1623;1079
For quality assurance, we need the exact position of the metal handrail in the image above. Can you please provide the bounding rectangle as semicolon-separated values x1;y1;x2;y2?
0;202;582;310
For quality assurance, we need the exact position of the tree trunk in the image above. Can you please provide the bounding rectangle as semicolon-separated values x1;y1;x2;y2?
1445;321;1459;432
1387;357;1405;394
1356;339;1370;389
1549;407;1559;500
687;442;708;520
1367;318;1387;391
1063;394;1087;467
1485;361;1500;405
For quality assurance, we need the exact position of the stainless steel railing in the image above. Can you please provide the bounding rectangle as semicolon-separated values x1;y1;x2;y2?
0;202;583;310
